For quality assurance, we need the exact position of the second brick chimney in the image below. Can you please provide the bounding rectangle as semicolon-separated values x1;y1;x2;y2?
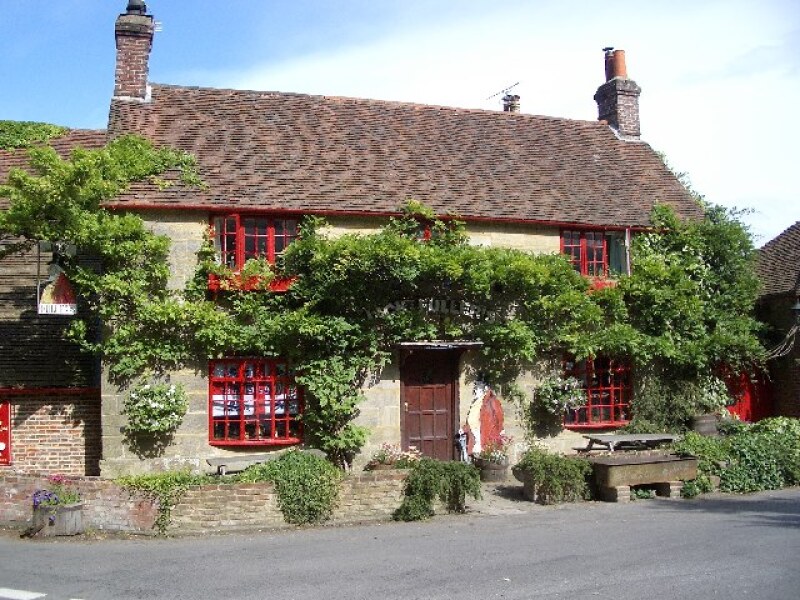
593;47;641;140
114;0;155;101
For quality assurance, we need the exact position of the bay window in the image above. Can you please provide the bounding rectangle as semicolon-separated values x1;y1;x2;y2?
564;356;631;428
561;229;628;278
209;358;302;446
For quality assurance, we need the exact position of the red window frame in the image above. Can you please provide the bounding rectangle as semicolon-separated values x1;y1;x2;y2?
563;356;631;429
561;230;608;277
0;401;11;466
210;215;299;291
209;358;303;446
212;215;299;269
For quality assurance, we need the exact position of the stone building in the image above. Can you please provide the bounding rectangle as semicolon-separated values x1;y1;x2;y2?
1;1;704;477
757;222;800;418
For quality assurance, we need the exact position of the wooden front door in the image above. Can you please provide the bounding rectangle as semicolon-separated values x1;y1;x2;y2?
401;350;458;461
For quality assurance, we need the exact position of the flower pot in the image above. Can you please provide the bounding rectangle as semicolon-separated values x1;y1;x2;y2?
474;457;509;482
691;413;719;437
32;502;84;537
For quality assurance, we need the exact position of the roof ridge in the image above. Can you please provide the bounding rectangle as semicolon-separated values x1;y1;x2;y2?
148;82;605;127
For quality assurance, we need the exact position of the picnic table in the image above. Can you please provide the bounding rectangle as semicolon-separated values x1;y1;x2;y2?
579;433;680;453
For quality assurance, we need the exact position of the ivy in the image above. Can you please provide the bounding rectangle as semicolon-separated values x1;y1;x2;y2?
2;128;767;460
117;470;215;534
0;120;68;150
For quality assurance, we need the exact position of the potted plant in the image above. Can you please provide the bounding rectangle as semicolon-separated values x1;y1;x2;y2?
365;443;422;471
30;475;84;537
472;434;513;482
689;376;732;436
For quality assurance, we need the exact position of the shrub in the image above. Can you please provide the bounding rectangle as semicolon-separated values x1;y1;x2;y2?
239;450;343;525
513;447;592;504
123;382;188;435
393;459;481;521
674;418;800;496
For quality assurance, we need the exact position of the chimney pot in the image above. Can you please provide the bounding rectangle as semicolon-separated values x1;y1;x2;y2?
502;94;520;113
594;47;641;139
126;0;148;15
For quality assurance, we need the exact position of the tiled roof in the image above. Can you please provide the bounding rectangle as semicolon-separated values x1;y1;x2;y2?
757;221;800;298
0;129;108;209
106;84;703;227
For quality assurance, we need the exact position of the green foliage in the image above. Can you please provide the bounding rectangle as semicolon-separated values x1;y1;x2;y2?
0;120;68;150
0;135;204;388
1;134;766;461
238;450;343;525
512;447;592;504
626;370;734;433
123;382;188;435
619;203;764;378
674;418;800;497
117;470;215;534
393;459;481;521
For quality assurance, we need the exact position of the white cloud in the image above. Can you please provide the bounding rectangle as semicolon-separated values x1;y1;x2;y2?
202;0;800;242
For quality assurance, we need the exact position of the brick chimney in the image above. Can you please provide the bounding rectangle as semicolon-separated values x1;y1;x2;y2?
593;47;641;140
114;0;155;100
502;94;521;113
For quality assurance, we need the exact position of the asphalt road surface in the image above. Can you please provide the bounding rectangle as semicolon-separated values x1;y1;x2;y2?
1;487;798;600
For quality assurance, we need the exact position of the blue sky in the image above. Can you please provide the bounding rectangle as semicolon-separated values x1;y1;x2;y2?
2;0;798;243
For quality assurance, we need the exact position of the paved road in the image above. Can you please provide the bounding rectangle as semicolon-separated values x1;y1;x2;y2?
1;487;798;600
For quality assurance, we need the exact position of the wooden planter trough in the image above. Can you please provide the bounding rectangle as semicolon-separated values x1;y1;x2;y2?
589;454;698;503
32;502;84;536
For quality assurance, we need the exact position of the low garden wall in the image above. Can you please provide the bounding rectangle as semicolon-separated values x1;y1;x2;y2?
0;470;407;534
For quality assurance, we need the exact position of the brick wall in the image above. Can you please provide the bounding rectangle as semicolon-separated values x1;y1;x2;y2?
594;78;642;139
0;474;157;532
761;295;800;417
114;13;154;100
1;470;407;534
0;389;101;476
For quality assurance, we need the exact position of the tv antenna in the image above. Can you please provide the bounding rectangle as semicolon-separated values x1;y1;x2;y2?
486;82;519;101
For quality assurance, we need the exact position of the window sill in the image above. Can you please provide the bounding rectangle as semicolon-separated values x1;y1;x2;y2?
207;273;295;292
209;438;301;447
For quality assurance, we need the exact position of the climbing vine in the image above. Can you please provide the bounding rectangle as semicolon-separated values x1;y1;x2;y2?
0;120;69;150
1;126;766;461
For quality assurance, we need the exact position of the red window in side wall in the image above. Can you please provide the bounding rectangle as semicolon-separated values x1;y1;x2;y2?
209;359;303;446
212;215;299;269
0;400;11;465
563;356;631;429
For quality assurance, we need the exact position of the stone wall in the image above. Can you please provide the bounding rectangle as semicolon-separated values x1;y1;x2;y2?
95;211;567;476
0;389;101;477
1;471;406;534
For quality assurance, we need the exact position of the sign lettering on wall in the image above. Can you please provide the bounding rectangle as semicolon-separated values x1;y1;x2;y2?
37;264;77;316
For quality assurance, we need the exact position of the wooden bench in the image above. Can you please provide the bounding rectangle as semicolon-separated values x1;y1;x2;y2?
588;453;698;502
206;448;327;475
578;433;680;453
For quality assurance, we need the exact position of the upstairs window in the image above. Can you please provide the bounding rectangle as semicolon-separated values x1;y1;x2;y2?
561;230;628;278
209;358;302;446
563;356;631;429
213;215;298;270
